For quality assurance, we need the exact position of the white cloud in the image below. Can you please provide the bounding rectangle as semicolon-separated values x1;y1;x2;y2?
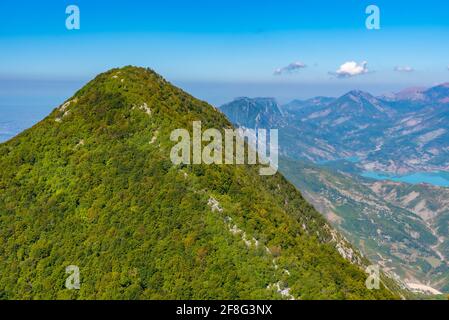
394;66;414;73
274;62;306;75
332;61;369;78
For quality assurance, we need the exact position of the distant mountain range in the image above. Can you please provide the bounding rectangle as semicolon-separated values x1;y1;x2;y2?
220;84;449;294
217;97;284;129
220;83;449;174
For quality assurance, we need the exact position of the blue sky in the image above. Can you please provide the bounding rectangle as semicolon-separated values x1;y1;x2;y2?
1;0;449;104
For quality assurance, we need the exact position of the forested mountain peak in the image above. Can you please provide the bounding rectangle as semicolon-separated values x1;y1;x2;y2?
0;66;400;299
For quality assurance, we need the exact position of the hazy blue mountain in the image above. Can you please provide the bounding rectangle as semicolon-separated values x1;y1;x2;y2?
381;87;427;102
382;84;449;113
220;84;449;295
219;97;283;129
281;96;335;113
220;83;449;174
422;83;449;104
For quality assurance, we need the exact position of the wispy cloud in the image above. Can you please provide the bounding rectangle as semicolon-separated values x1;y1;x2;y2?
394;66;414;73
274;62;306;75
330;61;370;78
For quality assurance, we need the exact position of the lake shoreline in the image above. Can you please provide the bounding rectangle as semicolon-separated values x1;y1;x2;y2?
361;171;449;188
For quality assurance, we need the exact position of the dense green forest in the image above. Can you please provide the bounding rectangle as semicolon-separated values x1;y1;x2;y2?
0;66;399;299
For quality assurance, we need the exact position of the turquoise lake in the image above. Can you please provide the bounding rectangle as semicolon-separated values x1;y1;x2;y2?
361;171;449;188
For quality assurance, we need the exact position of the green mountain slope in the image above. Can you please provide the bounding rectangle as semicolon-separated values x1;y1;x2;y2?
0;66;398;300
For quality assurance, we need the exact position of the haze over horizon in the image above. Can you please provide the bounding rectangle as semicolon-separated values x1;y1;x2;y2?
1;0;449;104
